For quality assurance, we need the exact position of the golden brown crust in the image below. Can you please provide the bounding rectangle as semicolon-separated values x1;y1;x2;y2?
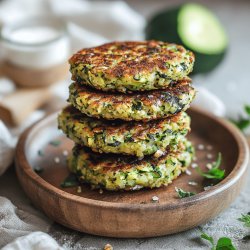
71;138;193;173
62;105;183;135
69;41;194;77
68;79;196;121
69;41;195;93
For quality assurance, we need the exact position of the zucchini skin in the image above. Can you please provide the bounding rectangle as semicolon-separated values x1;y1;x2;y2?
145;6;227;74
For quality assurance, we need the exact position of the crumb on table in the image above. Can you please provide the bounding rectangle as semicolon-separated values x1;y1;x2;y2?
104;243;113;250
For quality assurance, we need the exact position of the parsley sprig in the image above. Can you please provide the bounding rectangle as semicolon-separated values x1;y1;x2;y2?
196;153;225;180
200;230;236;250
175;187;195;198
232;105;250;131
238;213;250;242
238;213;250;227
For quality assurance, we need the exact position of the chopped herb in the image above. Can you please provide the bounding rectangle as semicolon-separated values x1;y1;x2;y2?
151;170;162;178
124;136;134;142
175;187;195;198
157;71;169;79
196;153;225;180
34;166;43;174
200;230;236;250
132;101;143;111
61;173;79;188
49;140;61;147
232;104;250;131
107;141;121;147
180;62;188;71
238;213;250;227
37;150;44;157
147;134;155;140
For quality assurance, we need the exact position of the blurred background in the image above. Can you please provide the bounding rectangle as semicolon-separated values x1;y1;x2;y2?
0;0;250;172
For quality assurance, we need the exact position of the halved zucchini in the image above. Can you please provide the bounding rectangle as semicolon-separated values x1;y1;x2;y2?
146;3;228;74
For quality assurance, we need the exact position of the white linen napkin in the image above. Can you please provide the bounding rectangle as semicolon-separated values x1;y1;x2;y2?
2;232;63;250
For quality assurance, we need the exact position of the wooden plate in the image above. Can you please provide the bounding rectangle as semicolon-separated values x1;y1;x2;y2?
15;107;249;238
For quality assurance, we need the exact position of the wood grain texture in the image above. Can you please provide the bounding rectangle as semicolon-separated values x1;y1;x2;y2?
15;107;249;238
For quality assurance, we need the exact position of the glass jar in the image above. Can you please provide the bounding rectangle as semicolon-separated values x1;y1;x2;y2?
0;16;70;87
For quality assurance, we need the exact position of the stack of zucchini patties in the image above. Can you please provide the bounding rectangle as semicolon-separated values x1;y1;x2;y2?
58;41;196;191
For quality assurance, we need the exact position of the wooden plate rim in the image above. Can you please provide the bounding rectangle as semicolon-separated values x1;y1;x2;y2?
15;106;249;211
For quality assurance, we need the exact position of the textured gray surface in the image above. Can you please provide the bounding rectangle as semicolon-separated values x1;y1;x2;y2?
1;0;250;249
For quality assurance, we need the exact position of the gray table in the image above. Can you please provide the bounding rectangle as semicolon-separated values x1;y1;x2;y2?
1;0;250;249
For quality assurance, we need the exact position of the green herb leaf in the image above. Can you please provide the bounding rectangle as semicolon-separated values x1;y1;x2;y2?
132;100;142;111
61;173;79;188
244;105;250;116
107;141;121;147
196;153;225;180
175;187;195;198
34;166;43;174
233;119;250;131
199;231;236;250
216;237;236;250
200;231;214;246
238;213;250;227
197;167;225;180
213;152;222;169
151;171;162;178
49;140;61;147
231;104;250;131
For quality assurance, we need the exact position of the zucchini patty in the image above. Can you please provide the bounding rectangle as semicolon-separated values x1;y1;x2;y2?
68;139;194;191
69;41;195;93
68;80;195;121
58;106;191;157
